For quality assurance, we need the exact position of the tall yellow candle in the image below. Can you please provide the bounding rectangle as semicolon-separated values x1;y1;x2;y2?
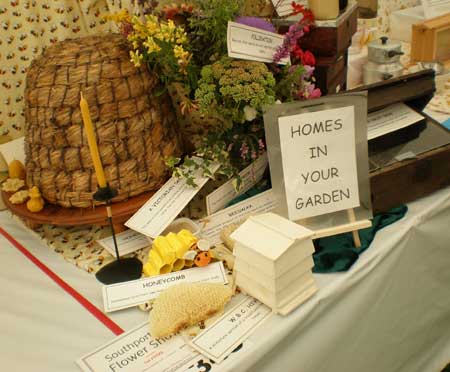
80;93;107;188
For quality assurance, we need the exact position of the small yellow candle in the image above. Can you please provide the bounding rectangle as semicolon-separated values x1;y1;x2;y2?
80;92;107;188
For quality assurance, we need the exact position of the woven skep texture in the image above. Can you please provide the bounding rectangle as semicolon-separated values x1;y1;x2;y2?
167;82;221;152
24;34;183;208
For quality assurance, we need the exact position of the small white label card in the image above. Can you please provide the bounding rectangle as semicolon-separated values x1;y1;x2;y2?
421;0;450;18
227;21;290;65
206;153;268;215
103;262;228;312
189;295;272;363
125;160;219;238
0;136;25;165
278;106;360;220
77;322;254;372
200;189;278;246
97;230;151;257
271;0;308;17
367;103;424;140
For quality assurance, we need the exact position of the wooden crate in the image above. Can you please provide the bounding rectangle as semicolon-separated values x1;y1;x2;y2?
299;3;358;57
352;70;450;213
411;13;450;63
314;51;348;95
369;142;450;214
273;3;357;57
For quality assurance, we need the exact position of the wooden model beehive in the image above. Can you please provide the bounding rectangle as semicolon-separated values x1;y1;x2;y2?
24;34;182;208
231;213;318;315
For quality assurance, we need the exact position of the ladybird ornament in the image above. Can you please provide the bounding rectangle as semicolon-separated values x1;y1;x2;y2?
182;238;213;268
194;251;211;267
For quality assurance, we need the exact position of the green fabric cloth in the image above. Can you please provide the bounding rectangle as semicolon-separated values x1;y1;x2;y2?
313;206;408;273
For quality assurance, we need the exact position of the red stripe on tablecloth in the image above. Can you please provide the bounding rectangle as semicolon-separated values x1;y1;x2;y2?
0;226;124;336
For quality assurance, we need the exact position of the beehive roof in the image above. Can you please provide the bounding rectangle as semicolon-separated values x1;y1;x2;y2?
231;213;314;261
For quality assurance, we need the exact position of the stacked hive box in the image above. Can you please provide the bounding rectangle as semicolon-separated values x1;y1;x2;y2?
231;213;318;315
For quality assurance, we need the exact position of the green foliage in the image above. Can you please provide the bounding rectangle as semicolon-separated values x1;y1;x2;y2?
167;125;265;190
273;64;306;102
188;0;243;65
195;57;276;128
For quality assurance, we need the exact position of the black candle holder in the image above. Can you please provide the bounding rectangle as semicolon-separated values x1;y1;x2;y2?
93;184;143;284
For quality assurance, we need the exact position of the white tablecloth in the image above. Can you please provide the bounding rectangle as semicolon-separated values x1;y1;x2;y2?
1;186;450;372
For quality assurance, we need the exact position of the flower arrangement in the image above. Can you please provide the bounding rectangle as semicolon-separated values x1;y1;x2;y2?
109;0;321;188
109;9;196;93
195;57;276;128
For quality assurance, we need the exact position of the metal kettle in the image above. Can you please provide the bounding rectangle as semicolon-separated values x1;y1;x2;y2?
363;36;404;85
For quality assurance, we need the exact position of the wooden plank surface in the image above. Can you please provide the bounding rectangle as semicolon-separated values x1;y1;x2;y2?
1;190;155;226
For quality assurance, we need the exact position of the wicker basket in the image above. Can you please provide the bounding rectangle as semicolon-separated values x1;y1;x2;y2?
24;34;183;208
167;82;219;152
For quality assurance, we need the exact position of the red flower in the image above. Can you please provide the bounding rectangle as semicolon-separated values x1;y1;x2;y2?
291;2;315;25
292;45;304;60
292;45;316;66
301;50;316;66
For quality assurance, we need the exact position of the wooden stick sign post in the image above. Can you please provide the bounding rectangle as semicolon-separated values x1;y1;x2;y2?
264;93;372;247
347;209;362;248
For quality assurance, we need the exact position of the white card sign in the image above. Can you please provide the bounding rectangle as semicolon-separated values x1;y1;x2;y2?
227;21;290;65
125;160;219;238
200;189;278;246
77;322;254;372
367;103;424;140
277;106;360;220
189;295;272;363
97;230;151;257
103;262;228;312
0;136;25;165
205;153;268;215
272;0;308;17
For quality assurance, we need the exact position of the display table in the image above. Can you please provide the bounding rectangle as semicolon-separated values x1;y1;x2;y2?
1;186;450;372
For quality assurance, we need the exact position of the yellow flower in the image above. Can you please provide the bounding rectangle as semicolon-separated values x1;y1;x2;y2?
167;20;176;31
145;18;159;36
130;50;143;67
104;9;130;23
143;37;161;53
173;45;187;59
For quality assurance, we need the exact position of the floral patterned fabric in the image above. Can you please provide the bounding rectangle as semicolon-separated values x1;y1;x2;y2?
0;0;143;142
377;0;420;33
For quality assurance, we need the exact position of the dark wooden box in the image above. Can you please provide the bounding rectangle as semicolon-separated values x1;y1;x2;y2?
274;4;357;96
352;70;450;213
314;51;348;95
299;3;357;57
274;3;357;57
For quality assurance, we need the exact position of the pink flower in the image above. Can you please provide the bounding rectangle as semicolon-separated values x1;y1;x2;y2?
309;87;321;99
258;139;265;152
273;23;304;64
303;65;315;79
240;142;249;159
296;82;321;100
